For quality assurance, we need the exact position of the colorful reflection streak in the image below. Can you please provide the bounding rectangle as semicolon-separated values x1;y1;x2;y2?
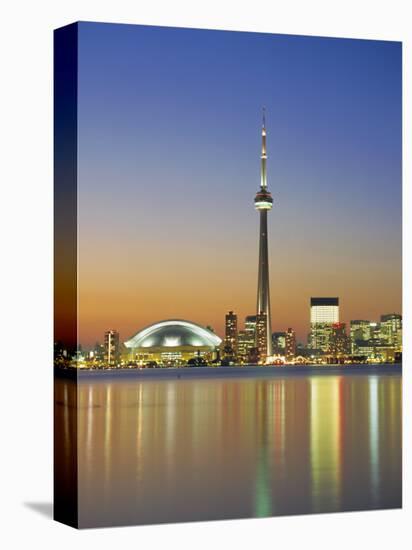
310;376;342;512
58;373;402;527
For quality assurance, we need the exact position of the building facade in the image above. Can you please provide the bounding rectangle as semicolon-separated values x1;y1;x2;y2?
328;322;350;357
224;310;238;357
350;320;370;352
245;315;257;337
237;330;254;362
272;331;286;354
355;339;396;363
285;328;297;362
350;315;402;357
104;330;120;366
309;297;339;351
380;314;402;351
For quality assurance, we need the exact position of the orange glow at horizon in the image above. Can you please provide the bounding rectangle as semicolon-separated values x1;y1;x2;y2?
77;226;401;348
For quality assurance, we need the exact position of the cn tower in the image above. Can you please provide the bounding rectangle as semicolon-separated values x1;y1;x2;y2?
254;109;273;358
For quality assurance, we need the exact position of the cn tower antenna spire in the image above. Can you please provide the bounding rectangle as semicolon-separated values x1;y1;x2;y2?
261;107;267;189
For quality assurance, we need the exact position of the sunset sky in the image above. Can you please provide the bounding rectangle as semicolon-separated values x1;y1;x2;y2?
76;22;402;348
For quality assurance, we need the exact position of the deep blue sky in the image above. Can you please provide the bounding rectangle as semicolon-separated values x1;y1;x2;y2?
76;22;402;345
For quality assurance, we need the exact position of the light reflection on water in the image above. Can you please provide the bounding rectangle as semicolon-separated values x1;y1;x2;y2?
55;373;401;527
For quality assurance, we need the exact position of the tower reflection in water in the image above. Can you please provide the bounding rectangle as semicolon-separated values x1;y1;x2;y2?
55;373;401;528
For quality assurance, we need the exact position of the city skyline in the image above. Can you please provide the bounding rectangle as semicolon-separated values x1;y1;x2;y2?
65;304;402;369
80;302;402;351
71;23;402;348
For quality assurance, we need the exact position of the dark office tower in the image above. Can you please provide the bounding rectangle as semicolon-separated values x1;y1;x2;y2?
254;110;273;358
350;320;370;340
104;329;120;366
256;311;269;362
225;311;238;356
309;297;339;351
272;331;286;354
285;328;297;361
329;323;349;357
350;320;370;353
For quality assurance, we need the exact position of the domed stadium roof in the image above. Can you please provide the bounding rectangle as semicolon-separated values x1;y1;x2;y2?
124;319;222;350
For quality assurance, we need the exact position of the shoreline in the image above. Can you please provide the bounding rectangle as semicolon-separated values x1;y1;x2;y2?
56;363;402;381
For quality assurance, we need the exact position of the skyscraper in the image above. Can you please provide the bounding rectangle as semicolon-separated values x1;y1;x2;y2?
309;297;339;351
235;315;256;362
224;310;238;357
380;313;402;351
329;322;349;357
254;110;273;358
237;330;252;362
245;315;257;337
272;331;286;354
104;329;120;366
285;328;297;361
244;315;258;363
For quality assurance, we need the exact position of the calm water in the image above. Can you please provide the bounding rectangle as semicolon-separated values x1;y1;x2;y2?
55;372;402;528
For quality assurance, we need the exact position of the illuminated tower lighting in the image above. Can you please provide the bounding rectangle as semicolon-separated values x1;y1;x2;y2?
254;109;273;358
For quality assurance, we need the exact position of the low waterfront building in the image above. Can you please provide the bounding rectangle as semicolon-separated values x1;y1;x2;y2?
354;339;396;363
124;319;222;366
